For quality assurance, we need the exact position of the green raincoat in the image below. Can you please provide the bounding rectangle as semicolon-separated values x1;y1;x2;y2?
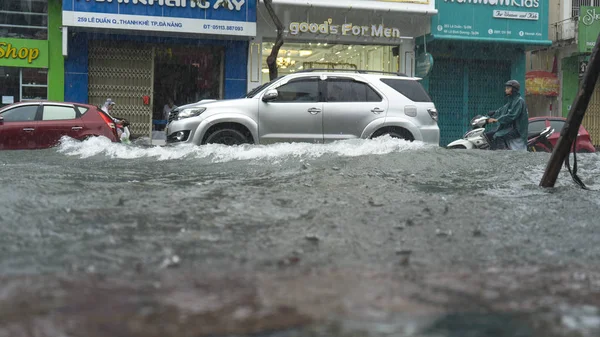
492;91;529;146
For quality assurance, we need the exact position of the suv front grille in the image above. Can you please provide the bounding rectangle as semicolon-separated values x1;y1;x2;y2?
168;109;179;123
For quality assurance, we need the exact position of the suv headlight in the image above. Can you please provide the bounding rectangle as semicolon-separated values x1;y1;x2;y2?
177;107;206;120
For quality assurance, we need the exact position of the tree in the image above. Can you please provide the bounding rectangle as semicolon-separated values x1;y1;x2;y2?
263;0;284;80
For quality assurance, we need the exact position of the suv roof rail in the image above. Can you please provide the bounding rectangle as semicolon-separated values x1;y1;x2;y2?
296;68;409;76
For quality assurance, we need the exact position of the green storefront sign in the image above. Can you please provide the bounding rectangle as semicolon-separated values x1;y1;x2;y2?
415;53;434;78
0;38;48;68
578;7;600;53
431;0;550;44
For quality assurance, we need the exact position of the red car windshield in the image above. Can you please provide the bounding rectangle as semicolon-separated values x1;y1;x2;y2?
549;120;565;134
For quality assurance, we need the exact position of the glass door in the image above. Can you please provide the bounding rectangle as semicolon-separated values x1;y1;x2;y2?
20;68;48;101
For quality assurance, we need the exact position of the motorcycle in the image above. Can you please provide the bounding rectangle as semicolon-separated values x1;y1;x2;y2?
447;115;554;152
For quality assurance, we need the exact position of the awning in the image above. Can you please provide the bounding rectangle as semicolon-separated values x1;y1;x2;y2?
262;0;438;15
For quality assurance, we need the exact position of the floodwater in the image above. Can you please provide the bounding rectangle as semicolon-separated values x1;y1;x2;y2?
1;136;600;336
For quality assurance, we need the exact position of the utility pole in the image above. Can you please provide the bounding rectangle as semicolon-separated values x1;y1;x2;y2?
540;32;600;188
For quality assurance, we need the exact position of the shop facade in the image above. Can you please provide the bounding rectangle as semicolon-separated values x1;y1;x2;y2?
62;0;257;136
560;5;600;146
418;0;551;146
249;0;437;90
1;0;64;107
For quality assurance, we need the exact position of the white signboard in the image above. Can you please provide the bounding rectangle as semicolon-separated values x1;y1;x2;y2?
269;0;436;14
289;18;401;39
62;11;256;36
493;10;539;21
2;96;14;104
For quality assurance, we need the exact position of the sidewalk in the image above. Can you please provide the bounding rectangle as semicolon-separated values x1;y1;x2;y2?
151;130;166;146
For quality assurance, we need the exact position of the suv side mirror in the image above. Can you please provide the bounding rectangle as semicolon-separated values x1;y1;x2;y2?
262;89;279;102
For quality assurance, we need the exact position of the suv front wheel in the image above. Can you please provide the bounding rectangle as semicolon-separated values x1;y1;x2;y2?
204;128;250;145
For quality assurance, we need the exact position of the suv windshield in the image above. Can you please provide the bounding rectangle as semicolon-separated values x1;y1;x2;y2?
380;78;432;102
245;76;283;98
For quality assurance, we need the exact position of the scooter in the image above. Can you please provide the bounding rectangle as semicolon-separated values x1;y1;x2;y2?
447;115;554;152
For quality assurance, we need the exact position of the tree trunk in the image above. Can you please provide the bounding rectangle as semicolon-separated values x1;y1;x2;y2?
263;0;284;81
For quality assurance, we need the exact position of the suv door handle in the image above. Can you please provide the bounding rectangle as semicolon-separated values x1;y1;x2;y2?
72;126;83;131
22;128;35;132
308;108;321;115
371;108;384;114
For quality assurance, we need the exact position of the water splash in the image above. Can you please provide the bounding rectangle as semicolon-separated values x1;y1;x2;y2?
56;136;431;163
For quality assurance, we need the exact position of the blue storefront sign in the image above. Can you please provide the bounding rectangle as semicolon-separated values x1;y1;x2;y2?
62;0;257;36
431;0;550;44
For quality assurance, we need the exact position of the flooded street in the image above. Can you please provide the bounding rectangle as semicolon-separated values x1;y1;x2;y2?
2;137;600;336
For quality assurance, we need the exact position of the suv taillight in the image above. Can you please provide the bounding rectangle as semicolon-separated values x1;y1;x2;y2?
427;108;438;122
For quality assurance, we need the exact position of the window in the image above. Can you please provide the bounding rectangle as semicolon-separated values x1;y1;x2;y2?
572;0;600;18
21;68;48;101
380;79;432;102
549;120;565;133
0;0;48;40
0;105;38;121
42;106;77;120
0;67;47;104
326;79;382;102
76;106;90;115
274;78;319;102
528;120;547;137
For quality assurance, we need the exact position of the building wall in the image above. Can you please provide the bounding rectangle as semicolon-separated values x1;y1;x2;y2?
561;55;579;117
418;41;526;146
64;33;249;103
0;0;64;104
549;0;561;28
48;0;64;101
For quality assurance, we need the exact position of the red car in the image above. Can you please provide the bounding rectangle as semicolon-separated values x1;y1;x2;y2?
528;117;596;153
0;101;119;150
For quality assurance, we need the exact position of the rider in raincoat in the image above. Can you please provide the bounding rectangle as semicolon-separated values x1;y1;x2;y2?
100;98;131;144
487;80;529;150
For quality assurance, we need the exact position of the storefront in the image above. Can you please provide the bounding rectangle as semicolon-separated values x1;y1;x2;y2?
62;0;257;137
249;0;437;89
417;0;551;146
1;0;64;107
561;6;600;146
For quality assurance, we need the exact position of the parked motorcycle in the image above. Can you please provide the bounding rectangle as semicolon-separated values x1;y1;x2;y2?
447;115;554;152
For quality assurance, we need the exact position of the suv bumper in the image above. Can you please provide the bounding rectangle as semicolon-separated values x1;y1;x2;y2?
418;125;440;145
166;118;202;144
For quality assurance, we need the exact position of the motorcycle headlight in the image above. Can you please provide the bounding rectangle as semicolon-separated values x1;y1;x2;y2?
177;108;206;120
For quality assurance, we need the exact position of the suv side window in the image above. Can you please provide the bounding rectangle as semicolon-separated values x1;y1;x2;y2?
274;78;319;102
42;106;78;121
326;79;382;102
380;78;432;102
0;105;38;122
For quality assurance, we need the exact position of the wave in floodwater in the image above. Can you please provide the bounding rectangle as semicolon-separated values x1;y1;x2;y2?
56;136;433;163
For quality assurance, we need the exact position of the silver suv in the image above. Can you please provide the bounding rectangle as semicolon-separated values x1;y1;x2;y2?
166;69;439;146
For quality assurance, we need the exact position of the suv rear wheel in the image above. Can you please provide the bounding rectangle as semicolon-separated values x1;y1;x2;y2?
371;127;414;141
